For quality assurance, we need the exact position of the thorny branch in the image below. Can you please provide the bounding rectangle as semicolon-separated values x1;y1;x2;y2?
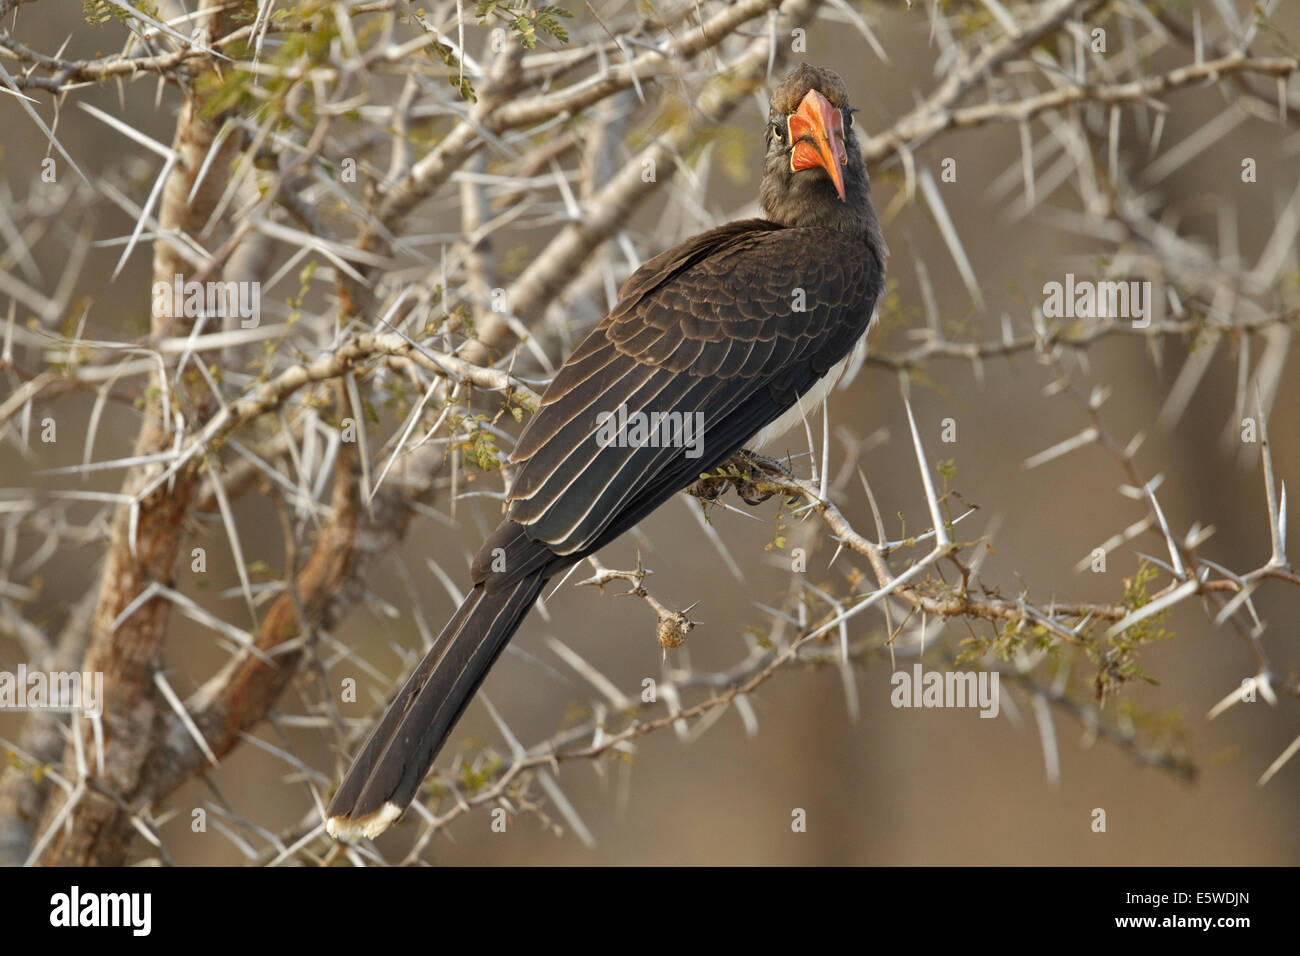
0;0;1296;864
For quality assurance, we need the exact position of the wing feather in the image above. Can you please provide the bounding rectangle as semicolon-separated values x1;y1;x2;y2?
504;220;883;556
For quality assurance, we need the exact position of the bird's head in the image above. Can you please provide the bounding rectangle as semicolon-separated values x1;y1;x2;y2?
760;63;878;242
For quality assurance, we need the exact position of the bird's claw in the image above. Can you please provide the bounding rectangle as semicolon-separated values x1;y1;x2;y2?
689;449;800;506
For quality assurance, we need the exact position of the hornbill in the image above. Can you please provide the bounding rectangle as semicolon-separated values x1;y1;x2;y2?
325;63;887;839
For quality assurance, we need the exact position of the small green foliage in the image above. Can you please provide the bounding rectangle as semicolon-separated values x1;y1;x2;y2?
744;625;774;651
764;501;788;551
455;415;503;471
503;388;537;423
475;1;572;49
288;261;317;316
407;8;480;100
991;618;1025;661
6;748;48;784
953;635;989;666
427;38;477;101
457;752;505;792
81;0;114;24
956;3;997;35
196;69;257;120
82;0;159;26
280;26;334;67
1090;560;1174;702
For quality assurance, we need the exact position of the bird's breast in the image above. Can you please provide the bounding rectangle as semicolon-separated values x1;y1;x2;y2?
750;348;855;451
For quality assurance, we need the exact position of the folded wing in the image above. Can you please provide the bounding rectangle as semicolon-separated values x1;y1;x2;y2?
504;219;884;560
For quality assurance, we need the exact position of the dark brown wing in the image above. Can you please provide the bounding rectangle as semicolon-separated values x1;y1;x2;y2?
503;218;883;561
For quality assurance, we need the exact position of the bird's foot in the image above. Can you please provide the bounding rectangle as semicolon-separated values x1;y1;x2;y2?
688;449;800;506
686;473;731;502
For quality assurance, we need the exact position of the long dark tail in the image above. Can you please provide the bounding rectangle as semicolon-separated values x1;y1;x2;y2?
325;571;547;839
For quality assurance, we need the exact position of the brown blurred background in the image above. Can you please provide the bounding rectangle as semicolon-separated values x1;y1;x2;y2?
1;1;1298;864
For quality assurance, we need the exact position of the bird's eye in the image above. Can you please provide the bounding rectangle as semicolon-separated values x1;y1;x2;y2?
771;122;786;141
845;109;854;129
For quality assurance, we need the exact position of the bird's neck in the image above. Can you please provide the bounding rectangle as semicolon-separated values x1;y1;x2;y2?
761;170;882;250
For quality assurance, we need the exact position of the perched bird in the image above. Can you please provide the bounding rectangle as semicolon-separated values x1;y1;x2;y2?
326;63;886;839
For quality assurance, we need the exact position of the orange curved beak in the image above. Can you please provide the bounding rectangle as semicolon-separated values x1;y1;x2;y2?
787;88;848;202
